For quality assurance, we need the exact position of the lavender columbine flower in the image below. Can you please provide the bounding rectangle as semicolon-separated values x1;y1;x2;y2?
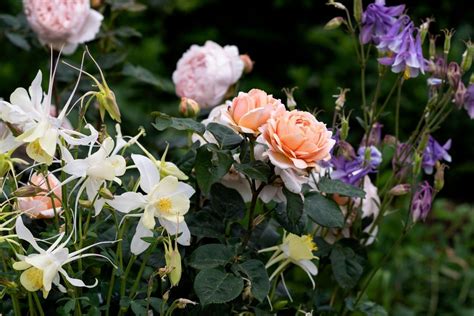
422;136;451;174
464;84;474;119
378;22;426;79
360;0;405;45
411;181;433;222
331;146;382;185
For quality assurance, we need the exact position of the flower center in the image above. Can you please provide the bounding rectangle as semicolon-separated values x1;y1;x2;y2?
21;267;44;292
156;198;172;214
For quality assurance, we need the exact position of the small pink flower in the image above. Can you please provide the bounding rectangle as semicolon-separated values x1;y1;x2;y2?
260;110;335;170
172;41;244;108
17;172;62;219
225;89;285;134
23;0;103;54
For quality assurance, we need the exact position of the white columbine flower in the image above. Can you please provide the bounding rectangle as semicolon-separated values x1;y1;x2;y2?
13;216;114;298
0;70;97;165
62;136;126;215
259;233;319;292
107;154;195;255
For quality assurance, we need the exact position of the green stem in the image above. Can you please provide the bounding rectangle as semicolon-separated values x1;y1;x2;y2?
11;293;21;316
395;79;404;141
33;292;45;316
28;293;36;316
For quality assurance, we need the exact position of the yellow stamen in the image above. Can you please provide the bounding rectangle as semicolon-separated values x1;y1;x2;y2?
156;198;172;214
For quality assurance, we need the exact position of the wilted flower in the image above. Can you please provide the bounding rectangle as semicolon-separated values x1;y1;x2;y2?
447;62;461;88
411;181;434;222
331;146;382;185
421;136;451;174
23;0;103;54
360;0;405;45
17;172;62;219
107;154;195;255
260;110;335;170
13;216;114;298
172;41;244;108
259;233;318;289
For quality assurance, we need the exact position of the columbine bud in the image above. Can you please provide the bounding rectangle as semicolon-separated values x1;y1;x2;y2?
411;181;434;222
164;238;182;287
13;185;45;197
176;298;198;309
454;82;467;107
429;35;437;60
388;184;411;196
340;116;349;141
79;199;94;208
324;17;344;30
461;41;474;72
434;161;446;192
419;18;434;44
179;97;200;117
99;187;114;200
353;0;363;24
447;62;461;88
442;29;455;57
283;87;297;110
240;54;254;74
163;290;170;302
326;0;346;10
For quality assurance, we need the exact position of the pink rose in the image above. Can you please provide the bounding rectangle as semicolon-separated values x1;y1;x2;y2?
23;0;103;54
224;89;285;134
172;41;244;108
17;172;62;219
260;110;335;170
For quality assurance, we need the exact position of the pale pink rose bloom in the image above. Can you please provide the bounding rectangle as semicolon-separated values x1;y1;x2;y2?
172;41;244;108
18;172;62;219
23;0;103;54
223;89;285;134
260;110;335;170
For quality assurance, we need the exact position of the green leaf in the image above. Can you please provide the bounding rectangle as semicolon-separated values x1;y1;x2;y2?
194;269;244;305
274;189;306;235
304;192;344;228
152;112;205;134
234;161;271;183
187;207;225;238
189;244;234;269
130;300;147;315
210;183;245;220
122;64;174;92
318;177;366;198
5;32;30;51
206;123;243;149
195;145;233;194
237;260;270;302
330;244;364;289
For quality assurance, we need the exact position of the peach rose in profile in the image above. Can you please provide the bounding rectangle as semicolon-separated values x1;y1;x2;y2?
23;0;103;54
224;89;285;134
172;41;244;108
260;110;335;170
17;172;62;219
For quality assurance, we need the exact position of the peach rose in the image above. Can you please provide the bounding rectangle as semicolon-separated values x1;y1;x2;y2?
17;172;62;219
260;110;335;169
172;41;244;108
224;89;285;134
23;0;103;54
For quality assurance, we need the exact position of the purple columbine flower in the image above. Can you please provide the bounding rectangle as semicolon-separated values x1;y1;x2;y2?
464;84;474;119
331;146;382;185
422;136;451;174
360;0;405;45
378;22;426;79
411;181;433;222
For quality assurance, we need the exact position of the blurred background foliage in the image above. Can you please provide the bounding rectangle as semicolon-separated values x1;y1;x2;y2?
0;1;473;314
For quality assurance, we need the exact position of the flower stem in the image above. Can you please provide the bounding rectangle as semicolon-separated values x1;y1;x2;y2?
33;292;45;316
11;293;22;316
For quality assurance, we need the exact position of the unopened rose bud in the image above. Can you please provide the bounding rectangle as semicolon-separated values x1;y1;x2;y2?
461;41;474;72
434;162;446;192
447;62;461;88
429;35;437;60
389;184;411;196
14;185;45;197
240;54;254;74
324;17;345;30
91;0;103;8
179;97;200;117
353;0;363;24
99;187;114;200
442;29;455;57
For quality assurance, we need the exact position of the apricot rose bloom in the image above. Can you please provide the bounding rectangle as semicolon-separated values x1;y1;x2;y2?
23;0;103;54
17;172;62;219
260;110;335;170
224;89;285;134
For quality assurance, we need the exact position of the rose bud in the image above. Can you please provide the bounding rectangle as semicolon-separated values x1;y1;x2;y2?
179;97;200;117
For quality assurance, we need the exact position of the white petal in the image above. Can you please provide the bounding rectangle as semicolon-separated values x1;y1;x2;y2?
28;70;43;112
107;192;146;213
298;259;318;275
131;154;160;194
68;10;103;44
130;221;154;255
15;216;43;253
85;178;104;201
94;198;106;216
63;159;89;177
38;128;58;157
159;218;191;246
59;268;98;288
